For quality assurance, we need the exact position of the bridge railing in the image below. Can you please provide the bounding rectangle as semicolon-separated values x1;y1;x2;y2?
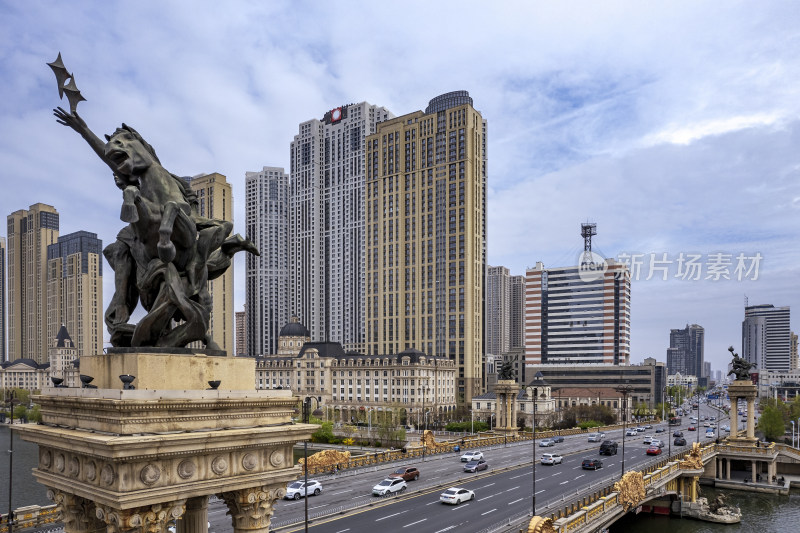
0;505;59;533
548;443;716;532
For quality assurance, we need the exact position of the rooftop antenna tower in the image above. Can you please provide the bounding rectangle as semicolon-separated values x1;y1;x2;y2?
580;222;597;265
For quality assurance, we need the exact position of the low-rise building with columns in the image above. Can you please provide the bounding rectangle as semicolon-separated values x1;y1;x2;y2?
252;319;457;426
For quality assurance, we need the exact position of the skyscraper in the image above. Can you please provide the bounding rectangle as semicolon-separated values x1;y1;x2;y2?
742;304;791;372
235;307;246;356
186;172;234;355
290;102;394;352
525;259;631;366
246;166;290;356
7;203;59;363
486;266;510;355
509;275;525;350
46;231;103;358
365;90;487;404
0;237;5;362
667;324;704;377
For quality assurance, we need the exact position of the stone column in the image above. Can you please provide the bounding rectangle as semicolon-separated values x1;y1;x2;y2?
95;500;186;533
746;398;756;439
726;458;731;480
218;484;286;533
177;497;208;533
47;489;106;533
751;460;757;480
730;398;739;436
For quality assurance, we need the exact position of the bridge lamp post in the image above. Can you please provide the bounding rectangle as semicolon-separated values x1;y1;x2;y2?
525;373;543;517
5;390;19;533
791;421;796;448
301;396;323;533
616;383;633;479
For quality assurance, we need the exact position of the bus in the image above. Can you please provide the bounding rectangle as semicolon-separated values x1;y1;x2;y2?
669;417;682;426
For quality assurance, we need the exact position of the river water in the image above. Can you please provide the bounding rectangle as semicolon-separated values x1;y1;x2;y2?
610;486;800;533
0;425;50;510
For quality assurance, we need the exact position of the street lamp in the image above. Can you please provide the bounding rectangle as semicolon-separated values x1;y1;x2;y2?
5;390;18;533
301;396;323;533
791;421;796;448
525;371;544;517
615;383;633;479
367;408;375;443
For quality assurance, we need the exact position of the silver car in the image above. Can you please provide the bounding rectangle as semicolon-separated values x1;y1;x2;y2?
372;478;407;496
539;439;555;447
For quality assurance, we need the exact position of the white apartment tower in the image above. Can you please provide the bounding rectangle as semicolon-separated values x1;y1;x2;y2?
486;265;510;356
743;304;791;372
289;103;394;352
245;167;290;356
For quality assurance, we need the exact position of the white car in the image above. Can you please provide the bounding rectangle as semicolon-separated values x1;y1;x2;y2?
284;479;322;499
587;432;605;442
643;435;654;444
650;439;664;448
539;439;555;447
541;453;563;465
626;429;637;436
440;487;475;505
460;450;484;462
372;478;407;496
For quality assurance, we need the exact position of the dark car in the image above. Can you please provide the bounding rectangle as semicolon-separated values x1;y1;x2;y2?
655;428;665;433
551;435;565;443
673;430;684;437
581;458;603;470
674;437;687;446
389;467;420;481
599;440;618;455
464;459;488;473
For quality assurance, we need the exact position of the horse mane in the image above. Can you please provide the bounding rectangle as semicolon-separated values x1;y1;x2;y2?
111;123;199;212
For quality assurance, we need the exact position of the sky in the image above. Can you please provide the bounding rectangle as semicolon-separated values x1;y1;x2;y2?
1;1;798;373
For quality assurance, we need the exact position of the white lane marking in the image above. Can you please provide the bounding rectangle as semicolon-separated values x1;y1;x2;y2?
536;489;546;494
505;486;520;492
551;471;562;475
509;473;527;479
309;504;329;509
335;530;350;533
508;498;524;505
560;481;570;485
477;483;496;489
376;510;409;521
434;527;456;533
451;503;470;510
575;474;585;480
481;509;497;516
404;519;427;528
330;489;353;495
426;500;439;505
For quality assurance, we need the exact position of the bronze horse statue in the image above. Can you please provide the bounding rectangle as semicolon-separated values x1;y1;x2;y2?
54;107;257;350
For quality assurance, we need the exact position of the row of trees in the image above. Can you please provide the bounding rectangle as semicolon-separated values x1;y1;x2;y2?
758;395;800;441
1;388;41;423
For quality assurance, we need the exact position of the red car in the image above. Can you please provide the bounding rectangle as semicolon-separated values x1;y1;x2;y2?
646;445;662;455
688;425;697;431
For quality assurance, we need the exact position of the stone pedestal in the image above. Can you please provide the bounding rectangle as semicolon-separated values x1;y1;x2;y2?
17;351;313;533
727;380;758;444
493;380;520;436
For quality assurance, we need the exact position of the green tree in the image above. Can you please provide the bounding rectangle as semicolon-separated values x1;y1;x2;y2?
311;421;335;443
758;405;785;441
13;404;28;420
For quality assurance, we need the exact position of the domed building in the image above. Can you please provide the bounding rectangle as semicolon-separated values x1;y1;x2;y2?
277;316;311;356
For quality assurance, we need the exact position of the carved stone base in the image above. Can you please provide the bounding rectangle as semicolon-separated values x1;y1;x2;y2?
95;500;186;533
47;489;106;533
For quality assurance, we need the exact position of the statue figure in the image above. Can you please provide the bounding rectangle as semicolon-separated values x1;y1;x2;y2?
49;54;258;351
498;359;516;381
727;346;754;381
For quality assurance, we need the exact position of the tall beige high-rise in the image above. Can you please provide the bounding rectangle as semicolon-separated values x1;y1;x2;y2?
365;91;487;406
46;231;104;359
187;172;234;355
0;236;6;362
7;204;59;364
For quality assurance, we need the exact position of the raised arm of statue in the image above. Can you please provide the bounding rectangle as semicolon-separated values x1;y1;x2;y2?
53;106;130;189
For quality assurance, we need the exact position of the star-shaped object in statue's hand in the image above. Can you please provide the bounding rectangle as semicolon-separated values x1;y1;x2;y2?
47;52;70;98
63;73;86;114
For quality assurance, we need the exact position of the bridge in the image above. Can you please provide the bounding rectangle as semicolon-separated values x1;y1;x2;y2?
536;441;800;533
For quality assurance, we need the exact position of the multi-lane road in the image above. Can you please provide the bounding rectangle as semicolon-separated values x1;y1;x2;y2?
207;402;729;533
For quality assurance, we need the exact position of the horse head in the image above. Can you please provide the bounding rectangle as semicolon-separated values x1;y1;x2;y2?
104;124;160;179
